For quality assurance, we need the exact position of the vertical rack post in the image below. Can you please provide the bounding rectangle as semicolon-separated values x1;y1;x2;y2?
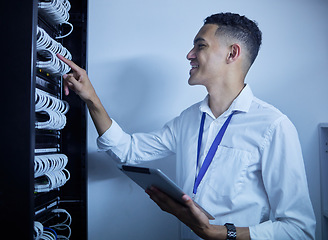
60;0;88;238
0;0;37;238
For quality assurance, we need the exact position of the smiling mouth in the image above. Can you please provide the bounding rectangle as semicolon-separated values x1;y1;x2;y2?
191;64;199;69
189;64;199;75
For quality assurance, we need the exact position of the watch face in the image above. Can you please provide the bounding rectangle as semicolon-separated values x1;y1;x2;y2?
227;231;237;239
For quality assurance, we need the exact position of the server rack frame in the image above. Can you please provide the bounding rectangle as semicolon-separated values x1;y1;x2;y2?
0;0;88;239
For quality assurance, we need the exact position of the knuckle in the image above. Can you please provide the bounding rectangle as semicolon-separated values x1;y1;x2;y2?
81;69;87;75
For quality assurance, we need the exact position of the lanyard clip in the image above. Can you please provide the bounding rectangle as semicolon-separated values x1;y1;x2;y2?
192;193;196;200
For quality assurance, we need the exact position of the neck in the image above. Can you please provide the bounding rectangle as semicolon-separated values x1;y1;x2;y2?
207;82;244;118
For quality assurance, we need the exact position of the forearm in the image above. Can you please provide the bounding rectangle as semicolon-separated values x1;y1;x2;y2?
146;187;251;240
236;227;250;240
56;54;113;136
192;224;250;240
208;225;250;240
86;95;112;136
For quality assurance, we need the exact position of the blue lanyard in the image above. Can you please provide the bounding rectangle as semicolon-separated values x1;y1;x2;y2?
193;111;235;196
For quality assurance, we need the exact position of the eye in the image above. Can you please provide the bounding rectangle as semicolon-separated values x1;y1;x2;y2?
197;44;206;49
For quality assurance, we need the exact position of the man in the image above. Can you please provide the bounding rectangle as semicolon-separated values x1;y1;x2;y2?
57;12;315;240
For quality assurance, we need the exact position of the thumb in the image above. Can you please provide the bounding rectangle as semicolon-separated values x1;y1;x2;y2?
63;77;70;96
182;194;202;213
62;73;81;95
63;73;80;86
182;194;193;206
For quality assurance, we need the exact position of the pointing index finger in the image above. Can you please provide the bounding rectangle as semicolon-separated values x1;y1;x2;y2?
56;53;82;72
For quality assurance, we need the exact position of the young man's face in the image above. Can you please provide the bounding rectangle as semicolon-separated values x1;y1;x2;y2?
187;24;229;87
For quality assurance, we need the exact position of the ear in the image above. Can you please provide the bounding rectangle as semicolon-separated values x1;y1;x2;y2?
226;43;241;63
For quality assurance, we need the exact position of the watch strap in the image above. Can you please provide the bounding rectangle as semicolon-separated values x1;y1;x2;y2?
224;223;236;240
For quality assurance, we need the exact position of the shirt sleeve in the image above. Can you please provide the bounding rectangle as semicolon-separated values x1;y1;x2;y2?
97;118;177;164
249;116;316;240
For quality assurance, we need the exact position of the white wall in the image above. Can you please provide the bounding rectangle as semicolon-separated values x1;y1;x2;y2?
87;0;328;239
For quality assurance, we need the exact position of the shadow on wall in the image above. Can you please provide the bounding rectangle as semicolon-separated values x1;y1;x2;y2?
90;55;186;134
88;152;121;182
87;55;190;188
87;56;184;183
88;151;177;182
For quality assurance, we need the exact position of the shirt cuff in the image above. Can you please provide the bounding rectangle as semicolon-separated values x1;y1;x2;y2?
97;119;125;151
249;220;273;240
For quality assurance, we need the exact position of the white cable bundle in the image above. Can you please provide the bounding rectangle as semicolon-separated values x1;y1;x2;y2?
39;228;57;240
35;88;69;114
36;26;72;76
35;169;70;193
49;209;72;240
35;88;69;130
37;26;72;59
34;221;44;240
34;221;57;240
34;154;68;178
36;49;71;76
34;210;72;239
38;0;73;39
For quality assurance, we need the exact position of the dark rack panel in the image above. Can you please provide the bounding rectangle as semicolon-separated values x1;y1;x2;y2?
35;129;61;150
0;0;87;239
36;75;61;96
35;191;61;212
38;13;61;38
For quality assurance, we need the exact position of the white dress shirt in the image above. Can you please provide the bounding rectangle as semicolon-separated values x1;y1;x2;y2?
97;84;316;240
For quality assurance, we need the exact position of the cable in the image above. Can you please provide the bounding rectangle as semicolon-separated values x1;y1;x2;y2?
34;221;44;240
36;26;72;76
35;169;70;193
37;26;72;59
38;0;71;24
38;0;73;39
55;22;73;39
49;209;72;239
34;154;68;178
35;88;69;114
43;227;58;240
35;88;69;130
35;222;57;240
34;209;72;240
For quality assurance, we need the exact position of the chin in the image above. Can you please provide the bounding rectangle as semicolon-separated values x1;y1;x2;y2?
188;80;196;86
188;76;201;86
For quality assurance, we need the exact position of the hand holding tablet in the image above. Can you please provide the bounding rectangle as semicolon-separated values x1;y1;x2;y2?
119;164;214;220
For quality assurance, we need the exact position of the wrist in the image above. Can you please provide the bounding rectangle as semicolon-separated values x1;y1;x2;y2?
204;224;227;240
85;95;112;136
203;224;250;240
224;223;236;240
86;94;102;110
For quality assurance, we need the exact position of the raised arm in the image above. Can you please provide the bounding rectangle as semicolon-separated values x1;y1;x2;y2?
57;54;112;136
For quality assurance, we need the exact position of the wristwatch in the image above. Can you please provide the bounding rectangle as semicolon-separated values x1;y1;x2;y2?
224;223;236;240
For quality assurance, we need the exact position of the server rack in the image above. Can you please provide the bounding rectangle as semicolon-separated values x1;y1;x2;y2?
0;0;88;239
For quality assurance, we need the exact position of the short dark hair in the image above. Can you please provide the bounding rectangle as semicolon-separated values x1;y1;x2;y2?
204;12;262;68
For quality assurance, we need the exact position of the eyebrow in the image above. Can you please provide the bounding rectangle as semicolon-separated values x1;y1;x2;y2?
193;37;206;44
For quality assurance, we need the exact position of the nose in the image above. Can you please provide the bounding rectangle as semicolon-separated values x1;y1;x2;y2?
186;47;196;60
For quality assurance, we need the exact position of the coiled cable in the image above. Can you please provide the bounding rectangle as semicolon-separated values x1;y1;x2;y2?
34;210;72;240
35;88;69;130
38;0;73;39
36;26;72;76
34;154;68;178
49;209;72;240
35;169;70;193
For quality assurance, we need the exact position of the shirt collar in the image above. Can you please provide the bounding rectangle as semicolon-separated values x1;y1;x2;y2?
199;84;254;119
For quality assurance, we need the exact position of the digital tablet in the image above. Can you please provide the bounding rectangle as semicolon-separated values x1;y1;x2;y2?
119;164;215;220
